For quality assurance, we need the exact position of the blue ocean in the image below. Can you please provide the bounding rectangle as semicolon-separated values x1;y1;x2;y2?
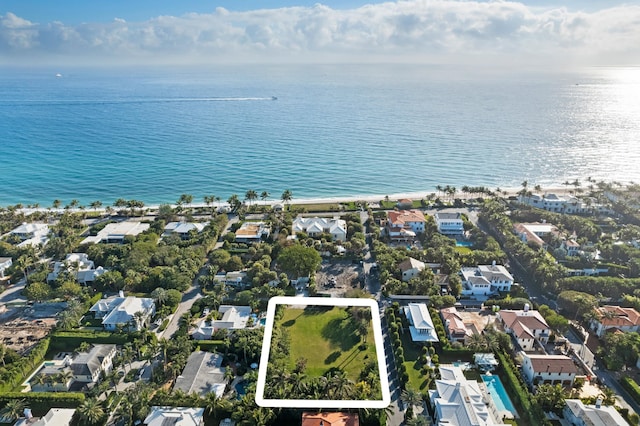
1;64;639;206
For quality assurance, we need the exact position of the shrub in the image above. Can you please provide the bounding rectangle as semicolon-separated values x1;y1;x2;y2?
622;377;640;404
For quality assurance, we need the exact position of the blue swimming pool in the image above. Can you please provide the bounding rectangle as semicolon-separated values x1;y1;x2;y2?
482;375;517;414
456;241;474;247
235;381;247;399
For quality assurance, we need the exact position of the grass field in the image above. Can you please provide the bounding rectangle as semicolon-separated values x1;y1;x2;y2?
276;306;378;381
294;203;341;212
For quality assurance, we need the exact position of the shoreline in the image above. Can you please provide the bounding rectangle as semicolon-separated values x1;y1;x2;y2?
11;186;583;215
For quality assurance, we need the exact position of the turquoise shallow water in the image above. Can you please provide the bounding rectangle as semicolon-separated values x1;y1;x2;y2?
482;374;517;414
1;64;639;206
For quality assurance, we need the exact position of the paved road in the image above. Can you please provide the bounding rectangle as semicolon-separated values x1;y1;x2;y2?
380;309;405;426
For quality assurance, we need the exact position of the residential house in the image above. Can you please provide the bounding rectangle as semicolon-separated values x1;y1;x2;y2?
0;257;12;279
144;407;205;426
191;305;252;340
431;365;508;426
396;199;413;209
214;270;247;287
301;412;359;426
561;239;581;256
47;253;106;284
590;305;640;338
440;307;473;343
498;308;550;351
519;193;588;214
460;263;514;297
234;222;270;243
70;344;117;384
80;221;150;244
15;408;76;426
434;212;464;236
386;210;426;240
173;352;227;397
163;222;207;240
89;295;155;331
398;257;425;282
521;354;578;387
513;222;560;249
564;399;629;426
292;216;347;242
434;273;450;295
403;303;439;343
10;223;49;247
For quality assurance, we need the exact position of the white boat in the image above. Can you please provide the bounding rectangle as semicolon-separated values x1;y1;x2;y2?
55;73;62;78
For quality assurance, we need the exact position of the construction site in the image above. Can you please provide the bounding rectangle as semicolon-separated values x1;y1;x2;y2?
0;302;63;354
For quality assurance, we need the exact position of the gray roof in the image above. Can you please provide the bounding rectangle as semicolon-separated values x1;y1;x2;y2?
435;212;462;220
71;344;116;378
173;351;227;397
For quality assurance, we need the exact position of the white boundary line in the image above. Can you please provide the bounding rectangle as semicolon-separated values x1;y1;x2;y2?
255;296;391;408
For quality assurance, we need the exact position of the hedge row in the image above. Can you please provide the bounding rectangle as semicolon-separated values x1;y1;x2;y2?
0;393;85;416
429;307;474;357
194;340;226;352
622;377;640;404
0;338;50;392
48;331;131;353
495;350;544;425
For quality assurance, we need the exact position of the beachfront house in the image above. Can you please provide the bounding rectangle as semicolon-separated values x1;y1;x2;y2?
191;305;252;340
431;365;508;426
173;352;227;398
403;303;439;343
460;262;514;297
434;212;464;236
46;253;106;284
292;216;347;242
144;407;205;426
81;221;150;244
162;221;207;240
70;344;117;384
15;408;77;426
522;354;578;387
89;294;155;331
590;305;640;337
398;257;425;282
498;307;550;351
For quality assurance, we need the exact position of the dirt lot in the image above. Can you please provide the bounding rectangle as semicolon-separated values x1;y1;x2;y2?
315;260;362;296
0;302;64;354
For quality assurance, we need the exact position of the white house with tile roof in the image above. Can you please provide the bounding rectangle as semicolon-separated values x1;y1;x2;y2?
498;308;550;351
162;222;207;240
90;295;155;331
144;407;205;426
522;354;578;387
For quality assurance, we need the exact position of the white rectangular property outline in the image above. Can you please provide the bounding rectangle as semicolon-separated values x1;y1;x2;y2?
255;296;391;408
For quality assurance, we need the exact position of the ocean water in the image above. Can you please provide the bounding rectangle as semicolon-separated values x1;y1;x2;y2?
1;64;639;206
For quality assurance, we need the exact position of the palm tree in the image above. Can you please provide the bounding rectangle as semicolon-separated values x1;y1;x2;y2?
89;200;102;211
52;199;61;209
327;371;354;399
245;189;258;206
281;189;293;206
0;343;6;367
32;373;47;387
401;386;422;412
77;341;91;354
151;288;167;306
0;399;26;421
406;415;430;426
77;398;105;425
205;391;222;419
227;194;241;212
133;310;147;330
260;191;270;205
178;193;194;210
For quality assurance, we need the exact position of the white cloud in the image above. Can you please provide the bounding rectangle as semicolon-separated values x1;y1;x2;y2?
1;1;639;65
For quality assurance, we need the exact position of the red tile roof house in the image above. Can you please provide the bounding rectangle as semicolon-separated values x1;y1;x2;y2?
522;354;579;388
386;210;426;240
590;305;640;338
498;308;550;351
301;412;359;426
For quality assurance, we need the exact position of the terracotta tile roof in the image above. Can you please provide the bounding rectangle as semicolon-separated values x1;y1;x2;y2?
302;412;359;426
387;210;425;225
499;309;549;332
527;355;578;375
398;257;425;272
596;305;640;327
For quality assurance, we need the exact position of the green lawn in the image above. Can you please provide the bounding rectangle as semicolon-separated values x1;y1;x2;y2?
294;203;341;212
398;326;427;391
277;306;378;381
454;246;472;255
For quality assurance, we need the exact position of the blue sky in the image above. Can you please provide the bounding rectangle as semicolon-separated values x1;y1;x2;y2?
3;0;618;24
1;0;639;66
